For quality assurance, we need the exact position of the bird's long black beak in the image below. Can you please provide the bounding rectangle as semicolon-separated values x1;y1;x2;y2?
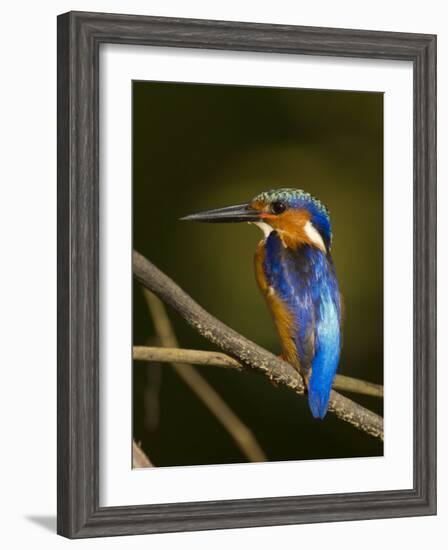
180;203;261;223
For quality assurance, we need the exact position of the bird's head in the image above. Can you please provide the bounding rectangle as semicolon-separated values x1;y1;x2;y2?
181;188;332;253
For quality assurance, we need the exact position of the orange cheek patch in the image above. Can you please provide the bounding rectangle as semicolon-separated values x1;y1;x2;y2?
253;207;325;251
270;210;311;249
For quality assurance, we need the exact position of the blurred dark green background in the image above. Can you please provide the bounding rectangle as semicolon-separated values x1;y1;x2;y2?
133;81;383;467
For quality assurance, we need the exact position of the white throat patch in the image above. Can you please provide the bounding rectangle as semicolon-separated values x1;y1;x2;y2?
252;219;326;252
304;221;326;253
252;221;273;239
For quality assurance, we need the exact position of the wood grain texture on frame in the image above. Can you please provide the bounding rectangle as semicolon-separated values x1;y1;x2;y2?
57;10;436;538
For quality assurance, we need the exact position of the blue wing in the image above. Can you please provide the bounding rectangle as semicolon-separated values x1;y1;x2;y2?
263;232;341;418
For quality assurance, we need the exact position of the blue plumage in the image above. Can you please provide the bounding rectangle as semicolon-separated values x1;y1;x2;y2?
264;233;341;419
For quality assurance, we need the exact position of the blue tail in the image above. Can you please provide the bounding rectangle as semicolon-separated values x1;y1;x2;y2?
307;295;341;419
308;373;333;419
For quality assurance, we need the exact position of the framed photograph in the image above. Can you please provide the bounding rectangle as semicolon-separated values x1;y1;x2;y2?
57;11;436;538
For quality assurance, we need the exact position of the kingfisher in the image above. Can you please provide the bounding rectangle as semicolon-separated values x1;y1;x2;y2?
181;188;342;419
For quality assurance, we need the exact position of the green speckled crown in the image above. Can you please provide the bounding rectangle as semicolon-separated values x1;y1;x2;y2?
252;188;330;217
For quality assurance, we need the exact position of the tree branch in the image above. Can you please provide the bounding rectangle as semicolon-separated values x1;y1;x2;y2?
133;346;383;399
133;250;383;441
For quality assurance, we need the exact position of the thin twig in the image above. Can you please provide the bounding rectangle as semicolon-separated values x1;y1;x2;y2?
133;346;383;399
133;250;383;441
142;289;267;462
333;374;383;398
132;440;153;468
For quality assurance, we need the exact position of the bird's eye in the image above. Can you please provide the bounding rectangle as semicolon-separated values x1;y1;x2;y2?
271;201;286;215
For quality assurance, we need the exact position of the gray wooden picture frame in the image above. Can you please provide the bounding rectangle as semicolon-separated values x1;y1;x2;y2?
57;10;437;539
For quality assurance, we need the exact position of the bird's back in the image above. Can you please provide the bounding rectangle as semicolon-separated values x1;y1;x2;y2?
255;231;342;418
